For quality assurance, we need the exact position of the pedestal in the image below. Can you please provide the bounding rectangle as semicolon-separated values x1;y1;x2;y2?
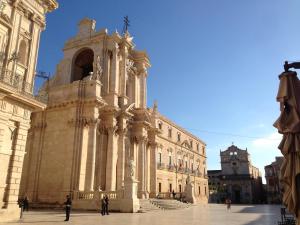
184;183;196;204
119;178;140;213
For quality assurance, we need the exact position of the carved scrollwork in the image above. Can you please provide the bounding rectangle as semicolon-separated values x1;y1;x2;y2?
126;58;135;73
68;117;99;127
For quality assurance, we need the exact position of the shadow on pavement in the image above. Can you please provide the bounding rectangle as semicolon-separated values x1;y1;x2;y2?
241;215;278;225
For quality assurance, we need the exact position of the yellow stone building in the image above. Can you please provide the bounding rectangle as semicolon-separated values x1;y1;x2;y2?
0;0;57;221
19;18;208;211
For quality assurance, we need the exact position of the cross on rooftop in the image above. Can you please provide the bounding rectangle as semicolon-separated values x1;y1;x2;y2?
123;16;130;34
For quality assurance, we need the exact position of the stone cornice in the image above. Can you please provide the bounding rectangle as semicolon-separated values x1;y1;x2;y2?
46;98;106;110
36;0;58;12
0;85;45;110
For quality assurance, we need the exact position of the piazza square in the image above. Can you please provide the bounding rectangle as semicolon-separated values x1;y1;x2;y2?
1;204;283;225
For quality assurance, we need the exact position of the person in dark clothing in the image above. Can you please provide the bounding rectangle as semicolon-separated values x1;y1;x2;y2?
64;195;72;221
101;196;106;216
17;198;24;219
104;195;109;215
172;190;176;199
23;196;29;211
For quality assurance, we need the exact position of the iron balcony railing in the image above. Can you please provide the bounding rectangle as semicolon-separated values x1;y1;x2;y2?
0;67;33;95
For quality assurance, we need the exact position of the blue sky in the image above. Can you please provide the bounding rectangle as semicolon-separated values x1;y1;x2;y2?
37;0;300;182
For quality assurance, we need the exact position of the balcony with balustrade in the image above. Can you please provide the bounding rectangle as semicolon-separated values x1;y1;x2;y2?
0;67;33;95
0;67;45;108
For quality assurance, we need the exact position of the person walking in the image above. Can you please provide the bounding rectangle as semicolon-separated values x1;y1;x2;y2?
64;195;72;221
101;196;106;216
104;195;109;215
226;198;231;211
18;198;24;219
23;196;29;212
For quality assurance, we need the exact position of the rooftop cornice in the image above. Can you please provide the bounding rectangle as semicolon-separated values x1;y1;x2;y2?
39;0;58;12
156;111;206;145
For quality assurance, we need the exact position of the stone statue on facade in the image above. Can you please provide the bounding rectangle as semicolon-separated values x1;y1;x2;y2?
186;174;191;184
93;55;103;81
126;58;134;73
127;159;135;180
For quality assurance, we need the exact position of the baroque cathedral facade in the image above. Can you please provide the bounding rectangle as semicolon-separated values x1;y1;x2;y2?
19;18;208;206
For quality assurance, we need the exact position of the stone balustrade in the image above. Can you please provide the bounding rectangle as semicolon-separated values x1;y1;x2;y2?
73;190;123;201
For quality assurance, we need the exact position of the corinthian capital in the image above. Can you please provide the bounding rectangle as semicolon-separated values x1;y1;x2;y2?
107;126;118;136
137;135;148;144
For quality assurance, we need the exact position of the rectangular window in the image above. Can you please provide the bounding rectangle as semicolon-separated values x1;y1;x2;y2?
169;155;172;165
205;186;207;195
168;128;172;138
169;183;172;192
179;184;182;192
197;143;199;152
185;161;188;168
158;153;162;164
191;163;194;171
190;140;193;148
159;183;162;192
177;133;181;142
199;186;201;195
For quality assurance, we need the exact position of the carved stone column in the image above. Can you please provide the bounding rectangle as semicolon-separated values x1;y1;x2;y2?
84;119;99;191
137;65;147;109
107;43;119;107
105;125;118;191
116;126;127;190
149;142;158;198
137;136;148;199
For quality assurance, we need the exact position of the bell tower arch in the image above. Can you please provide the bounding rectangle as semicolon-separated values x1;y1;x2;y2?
71;48;94;82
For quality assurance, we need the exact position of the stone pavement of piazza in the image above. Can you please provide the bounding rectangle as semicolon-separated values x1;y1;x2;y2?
0;204;282;225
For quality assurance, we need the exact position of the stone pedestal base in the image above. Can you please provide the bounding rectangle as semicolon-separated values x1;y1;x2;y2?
119;198;140;213
120;178;140;212
184;183;196;204
0;205;21;222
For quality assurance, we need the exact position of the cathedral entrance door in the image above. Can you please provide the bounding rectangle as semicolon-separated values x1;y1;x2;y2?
234;190;241;203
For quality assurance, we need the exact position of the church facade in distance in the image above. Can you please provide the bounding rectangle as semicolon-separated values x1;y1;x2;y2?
20;18;208;209
208;145;263;204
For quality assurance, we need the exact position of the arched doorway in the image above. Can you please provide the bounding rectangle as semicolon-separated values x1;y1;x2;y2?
232;184;241;203
71;48;94;82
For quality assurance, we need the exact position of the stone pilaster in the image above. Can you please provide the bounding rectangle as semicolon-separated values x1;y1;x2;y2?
107;43;119;107
84;118;99;191
137;136;148;199
105;125;118;191
116;127;126;190
149;142;158;198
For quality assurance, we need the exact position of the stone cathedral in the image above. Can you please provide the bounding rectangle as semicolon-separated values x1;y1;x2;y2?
20;18;208;209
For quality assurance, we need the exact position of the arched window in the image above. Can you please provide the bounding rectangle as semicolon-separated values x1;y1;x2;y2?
72;48;94;82
18;40;27;65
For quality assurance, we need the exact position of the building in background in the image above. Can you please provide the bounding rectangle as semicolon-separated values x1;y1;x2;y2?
208;145;263;204
264;156;284;204
19;18;208;210
0;0;57;221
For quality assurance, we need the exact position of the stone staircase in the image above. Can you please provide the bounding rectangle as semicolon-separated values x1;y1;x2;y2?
150;199;191;210
139;199;162;212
